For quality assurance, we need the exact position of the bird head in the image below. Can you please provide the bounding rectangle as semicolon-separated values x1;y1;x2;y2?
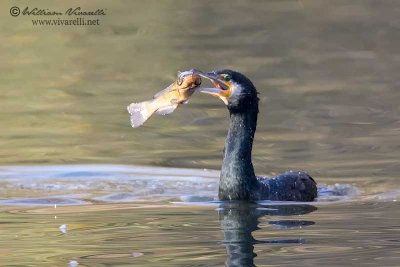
198;69;258;112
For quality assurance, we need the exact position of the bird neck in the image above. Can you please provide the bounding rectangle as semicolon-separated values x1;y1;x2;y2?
219;102;259;200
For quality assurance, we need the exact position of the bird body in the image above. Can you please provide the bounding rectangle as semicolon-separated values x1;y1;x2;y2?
199;69;317;201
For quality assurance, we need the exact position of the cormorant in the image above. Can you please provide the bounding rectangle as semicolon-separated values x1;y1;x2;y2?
198;69;318;201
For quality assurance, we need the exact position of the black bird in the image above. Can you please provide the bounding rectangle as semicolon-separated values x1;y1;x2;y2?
198;69;317;201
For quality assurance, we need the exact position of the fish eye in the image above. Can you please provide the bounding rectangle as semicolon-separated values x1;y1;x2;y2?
223;74;232;82
177;76;184;86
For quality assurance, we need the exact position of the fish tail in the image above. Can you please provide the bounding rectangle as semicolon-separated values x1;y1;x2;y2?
127;100;155;128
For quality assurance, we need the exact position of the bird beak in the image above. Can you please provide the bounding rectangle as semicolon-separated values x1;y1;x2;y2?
196;72;232;105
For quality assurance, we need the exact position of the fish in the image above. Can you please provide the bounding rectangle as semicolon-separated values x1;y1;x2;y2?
127;70;202;128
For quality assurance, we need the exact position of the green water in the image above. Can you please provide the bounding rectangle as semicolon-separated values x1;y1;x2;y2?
1;0;400;266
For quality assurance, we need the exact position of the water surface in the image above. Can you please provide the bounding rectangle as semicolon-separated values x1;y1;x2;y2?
1;0;400;266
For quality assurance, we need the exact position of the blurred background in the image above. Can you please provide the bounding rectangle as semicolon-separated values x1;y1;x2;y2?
1;2;400;266
1;0;399;186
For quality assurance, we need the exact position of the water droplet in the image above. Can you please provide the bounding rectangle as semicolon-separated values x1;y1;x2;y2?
132;252;143;257
59;224;68;234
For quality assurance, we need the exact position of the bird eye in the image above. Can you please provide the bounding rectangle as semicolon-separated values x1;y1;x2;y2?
223;74;232;82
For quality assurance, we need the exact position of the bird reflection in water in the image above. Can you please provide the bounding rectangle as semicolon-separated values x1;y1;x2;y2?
218;202;317;266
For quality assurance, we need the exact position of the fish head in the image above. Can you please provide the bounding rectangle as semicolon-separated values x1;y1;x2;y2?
174;70;202;101
176;70;202;88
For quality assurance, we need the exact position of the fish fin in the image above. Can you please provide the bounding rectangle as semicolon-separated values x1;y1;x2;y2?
155;104;178;115
153;84;174;99
127;101;154;128
182;100;189;104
